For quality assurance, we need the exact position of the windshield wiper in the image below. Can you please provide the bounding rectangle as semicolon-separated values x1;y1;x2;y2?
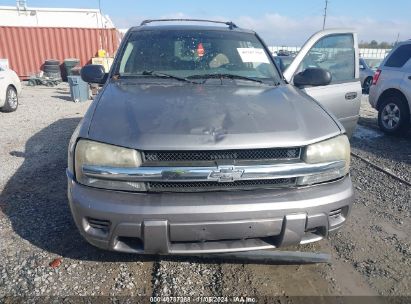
141;70;200;84
187;73;264;84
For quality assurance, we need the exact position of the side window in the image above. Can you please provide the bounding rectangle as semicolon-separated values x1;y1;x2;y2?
299;34;355;84
384;44;411;68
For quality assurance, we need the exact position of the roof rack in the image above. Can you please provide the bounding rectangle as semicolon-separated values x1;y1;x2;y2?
140;19;238;29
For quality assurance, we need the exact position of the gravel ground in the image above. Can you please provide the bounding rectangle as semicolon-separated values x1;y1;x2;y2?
354;97;411;183
0;86;410;301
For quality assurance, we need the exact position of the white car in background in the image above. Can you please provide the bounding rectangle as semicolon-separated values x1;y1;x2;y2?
369;41;411;135
0;66;22;112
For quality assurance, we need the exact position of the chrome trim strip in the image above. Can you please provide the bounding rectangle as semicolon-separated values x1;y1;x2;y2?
82;161;345;183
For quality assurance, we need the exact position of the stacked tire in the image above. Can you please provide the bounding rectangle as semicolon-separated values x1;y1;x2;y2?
43;59;62;80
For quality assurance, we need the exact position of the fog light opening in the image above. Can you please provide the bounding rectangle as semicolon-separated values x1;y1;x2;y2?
84;217;111;237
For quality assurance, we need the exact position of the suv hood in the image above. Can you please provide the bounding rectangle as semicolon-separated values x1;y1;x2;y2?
87;81;341;150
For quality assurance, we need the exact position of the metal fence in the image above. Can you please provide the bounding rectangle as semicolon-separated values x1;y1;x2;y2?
268;46;391;59
358;48;391;59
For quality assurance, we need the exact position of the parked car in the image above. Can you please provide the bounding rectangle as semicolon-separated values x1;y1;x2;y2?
68;20;360;254
369;40;411;135
364;58;382;71
359;58;374;94
276;49;292;56
0;66;21;112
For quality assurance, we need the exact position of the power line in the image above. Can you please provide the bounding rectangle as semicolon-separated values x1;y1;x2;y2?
322;0;328;30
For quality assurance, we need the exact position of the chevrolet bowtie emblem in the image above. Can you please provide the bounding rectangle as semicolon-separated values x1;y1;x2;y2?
208;166;244;182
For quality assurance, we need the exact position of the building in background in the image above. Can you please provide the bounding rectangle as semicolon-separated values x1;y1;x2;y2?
0;4;121;79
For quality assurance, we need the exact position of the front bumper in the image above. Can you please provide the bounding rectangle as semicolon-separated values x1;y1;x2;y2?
368;85;379;109
67;171;354;254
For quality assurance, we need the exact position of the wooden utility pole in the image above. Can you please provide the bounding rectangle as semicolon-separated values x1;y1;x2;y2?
395;33;400;45
322;0;328;30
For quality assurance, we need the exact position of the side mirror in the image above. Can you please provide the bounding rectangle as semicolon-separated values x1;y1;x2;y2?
81;64;107;84
293;68;332;87
359;64;365;70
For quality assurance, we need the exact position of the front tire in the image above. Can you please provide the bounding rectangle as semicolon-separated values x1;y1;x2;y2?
1;86;18;112
378;94;410;135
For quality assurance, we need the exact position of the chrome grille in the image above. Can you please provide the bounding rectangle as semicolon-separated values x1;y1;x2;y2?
147;178;296;192
143;148;301;163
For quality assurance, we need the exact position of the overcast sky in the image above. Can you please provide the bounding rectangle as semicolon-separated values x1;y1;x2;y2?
2;0;411;45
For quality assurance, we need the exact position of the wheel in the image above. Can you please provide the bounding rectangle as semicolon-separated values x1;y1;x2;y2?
363;77;372;94
44;59;60;66
43;64;61;73
28;79;36;86
378;94;410;135
44;72;61;78
0;86;18;112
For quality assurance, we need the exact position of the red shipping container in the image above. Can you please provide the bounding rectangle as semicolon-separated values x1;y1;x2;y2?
0;26;121;79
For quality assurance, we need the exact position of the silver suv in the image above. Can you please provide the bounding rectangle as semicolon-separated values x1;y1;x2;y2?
369;41;411;135
359;58;374;94
67;20;360;254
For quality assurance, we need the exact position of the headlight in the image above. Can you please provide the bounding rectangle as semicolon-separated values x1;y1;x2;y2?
74;139;146;191
298;135;350;185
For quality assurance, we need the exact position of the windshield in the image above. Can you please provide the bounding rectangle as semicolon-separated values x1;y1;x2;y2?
116;29;281;84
